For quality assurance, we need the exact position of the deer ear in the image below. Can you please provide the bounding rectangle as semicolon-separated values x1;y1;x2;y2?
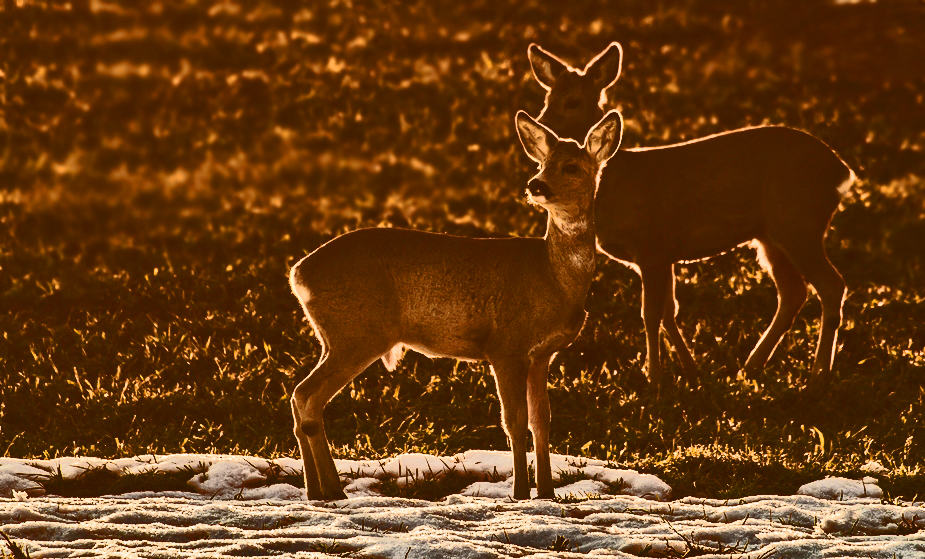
584;110;623;165
528;43;571;91
585;42;622;90
516;110;557;164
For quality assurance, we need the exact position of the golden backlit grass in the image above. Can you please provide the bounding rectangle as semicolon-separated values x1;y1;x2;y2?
1;0;923;499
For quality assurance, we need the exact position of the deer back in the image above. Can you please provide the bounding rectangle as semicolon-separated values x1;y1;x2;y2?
594;127;852;264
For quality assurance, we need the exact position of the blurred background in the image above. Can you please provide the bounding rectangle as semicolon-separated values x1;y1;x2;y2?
1;0;923;495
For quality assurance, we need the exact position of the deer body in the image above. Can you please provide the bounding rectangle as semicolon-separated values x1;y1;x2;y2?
596;127;850;265
292;228;593;367
289;110;622;500
529;43;853;389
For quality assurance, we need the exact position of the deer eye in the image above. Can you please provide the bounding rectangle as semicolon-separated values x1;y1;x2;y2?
562;163;580;175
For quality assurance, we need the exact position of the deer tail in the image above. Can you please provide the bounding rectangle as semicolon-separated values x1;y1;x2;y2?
837;166;856;197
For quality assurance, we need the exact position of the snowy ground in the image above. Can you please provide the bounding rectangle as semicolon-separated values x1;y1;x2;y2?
1;451;923;558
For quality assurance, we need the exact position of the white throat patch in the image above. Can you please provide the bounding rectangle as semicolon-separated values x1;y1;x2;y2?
553;216;589;235
570;251;593;267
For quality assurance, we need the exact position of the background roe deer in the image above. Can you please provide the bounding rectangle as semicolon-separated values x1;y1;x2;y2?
288;110;623;500
529;43;855;391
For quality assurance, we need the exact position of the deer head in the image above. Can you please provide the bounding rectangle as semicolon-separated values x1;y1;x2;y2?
529;42;622;143
515;109;623;234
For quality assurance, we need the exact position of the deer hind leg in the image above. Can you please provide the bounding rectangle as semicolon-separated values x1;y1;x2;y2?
777;238;846;384
526;353;554;499
292;337;392;500
743;239;808;375
639;262;672;395
291;367;324;500
490;357;530;500
660;266;698;382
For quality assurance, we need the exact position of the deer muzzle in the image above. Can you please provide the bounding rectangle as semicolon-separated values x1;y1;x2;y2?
527;178;552;202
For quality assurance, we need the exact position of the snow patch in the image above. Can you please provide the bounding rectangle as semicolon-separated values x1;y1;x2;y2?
797;476;882;500
460;479;511;498
0;457;922;558
186;460;302;501
581;465;669;500
820;503;925;535
554;479;607;497
380;453;456;479
0;451;667;502
860;459;887;474
0;472;45;498
344;477;381;497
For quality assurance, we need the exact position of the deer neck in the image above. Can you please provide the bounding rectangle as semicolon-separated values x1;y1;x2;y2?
544;205;596;299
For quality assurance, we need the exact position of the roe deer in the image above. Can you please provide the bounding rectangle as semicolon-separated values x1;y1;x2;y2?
529;42;854;391
288;110;623;500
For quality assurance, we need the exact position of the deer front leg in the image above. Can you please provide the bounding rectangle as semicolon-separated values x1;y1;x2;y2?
527;353;554;499
660;267;698;382
640;262;672;395
490;358;530;500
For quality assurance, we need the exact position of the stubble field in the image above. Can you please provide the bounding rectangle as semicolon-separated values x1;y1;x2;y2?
1;0;924;501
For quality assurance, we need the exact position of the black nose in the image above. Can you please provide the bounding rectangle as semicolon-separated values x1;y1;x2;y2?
528;178;552;199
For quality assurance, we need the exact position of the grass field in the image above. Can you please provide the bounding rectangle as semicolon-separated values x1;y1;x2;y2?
1;0;924;499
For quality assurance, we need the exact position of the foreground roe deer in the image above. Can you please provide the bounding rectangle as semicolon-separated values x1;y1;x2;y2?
289;110;623;500
529;43;855;390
